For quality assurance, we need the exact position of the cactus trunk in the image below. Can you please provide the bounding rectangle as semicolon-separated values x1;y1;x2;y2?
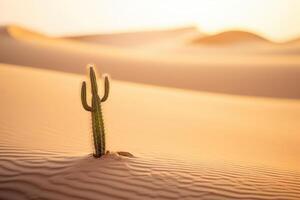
91;96;105;157
81;65;110;158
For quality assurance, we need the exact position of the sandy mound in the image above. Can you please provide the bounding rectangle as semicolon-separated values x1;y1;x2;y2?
66;26;201;48
191;30;271;45
188;30;300;55
5;25;46;39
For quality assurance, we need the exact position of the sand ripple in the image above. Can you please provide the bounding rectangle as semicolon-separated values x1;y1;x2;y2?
0;147;299;200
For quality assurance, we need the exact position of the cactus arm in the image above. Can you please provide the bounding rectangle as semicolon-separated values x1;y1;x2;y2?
101;75;110;102
81;81;93;111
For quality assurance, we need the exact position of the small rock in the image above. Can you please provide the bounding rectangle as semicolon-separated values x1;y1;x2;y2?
117;151;134;158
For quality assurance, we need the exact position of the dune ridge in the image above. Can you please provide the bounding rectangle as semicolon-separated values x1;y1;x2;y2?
191;30;300;46
3;25;300;46
7;25;46;39
66;26;201;47
191;30;271;45
1;25;300;99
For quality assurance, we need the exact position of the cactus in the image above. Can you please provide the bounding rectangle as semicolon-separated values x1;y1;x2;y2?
81;65;110;158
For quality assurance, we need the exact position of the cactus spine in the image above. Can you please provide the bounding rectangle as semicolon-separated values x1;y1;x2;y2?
81;65;110;158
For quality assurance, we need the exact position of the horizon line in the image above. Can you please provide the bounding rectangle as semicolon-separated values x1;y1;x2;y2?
2;23;300;44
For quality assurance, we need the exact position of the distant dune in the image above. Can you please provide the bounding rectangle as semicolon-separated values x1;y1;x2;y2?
191;30;271;45
1;25;300;99
191;30;300;47
4;25;46;39
66;26;201;47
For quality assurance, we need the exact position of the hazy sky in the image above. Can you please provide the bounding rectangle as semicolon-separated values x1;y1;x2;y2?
0;0;300;41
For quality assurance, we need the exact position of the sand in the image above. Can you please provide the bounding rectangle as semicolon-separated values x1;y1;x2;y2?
0;26;300;199
66;26;201;49
1;25;300;99
191;30;271;45
1;64;300;199
1;147;300;200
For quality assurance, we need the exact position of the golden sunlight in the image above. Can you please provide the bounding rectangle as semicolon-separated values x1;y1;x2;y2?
1;1;300;199
0;0;300;41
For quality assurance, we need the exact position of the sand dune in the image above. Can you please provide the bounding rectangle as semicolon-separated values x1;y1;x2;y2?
0;64;299;169
190;30;300;46
184;30;300;56
66;26;201;48
1;25;300;99
0;63;300;199
191;30;271;45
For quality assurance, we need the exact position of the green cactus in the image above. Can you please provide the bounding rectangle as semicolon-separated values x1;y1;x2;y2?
81;65;110;158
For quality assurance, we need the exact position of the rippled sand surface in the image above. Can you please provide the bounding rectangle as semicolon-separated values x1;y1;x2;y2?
1;146;300;200
0;64;300;199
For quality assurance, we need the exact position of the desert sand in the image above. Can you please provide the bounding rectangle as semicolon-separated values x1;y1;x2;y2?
1;25;300;99
0;26;300;199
